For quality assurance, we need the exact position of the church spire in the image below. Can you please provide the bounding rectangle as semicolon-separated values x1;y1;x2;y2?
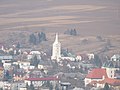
55;33;58;43
51;33;61;62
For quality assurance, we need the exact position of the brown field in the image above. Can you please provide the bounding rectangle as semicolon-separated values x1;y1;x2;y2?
0;0;120;55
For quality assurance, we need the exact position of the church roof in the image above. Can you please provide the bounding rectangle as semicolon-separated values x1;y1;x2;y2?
86;68;108;79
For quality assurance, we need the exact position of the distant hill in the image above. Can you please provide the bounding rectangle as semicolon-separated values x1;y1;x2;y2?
0;0;120;35
0;0;120;56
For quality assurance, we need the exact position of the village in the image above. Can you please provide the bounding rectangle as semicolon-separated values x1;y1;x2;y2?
0;33;119;90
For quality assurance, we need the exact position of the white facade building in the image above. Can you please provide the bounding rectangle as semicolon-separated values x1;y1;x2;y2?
19;61;30;70
87;53;94;60
51;33;61;62
3;62;12;70
27;51;41;60
111;54;120;61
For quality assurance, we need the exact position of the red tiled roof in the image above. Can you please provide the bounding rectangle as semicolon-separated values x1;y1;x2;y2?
104;78;120;86
90;78;120;86
25;77;59;81
86;68;108;79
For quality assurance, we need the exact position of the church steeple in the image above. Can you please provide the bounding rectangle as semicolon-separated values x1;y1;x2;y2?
51;33;61;62
55;33;58;43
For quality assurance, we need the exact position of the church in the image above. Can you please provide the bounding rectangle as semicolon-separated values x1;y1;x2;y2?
51;33;75;62
51;33;61;62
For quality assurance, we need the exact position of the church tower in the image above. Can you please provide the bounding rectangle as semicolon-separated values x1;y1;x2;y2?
51;33;61;62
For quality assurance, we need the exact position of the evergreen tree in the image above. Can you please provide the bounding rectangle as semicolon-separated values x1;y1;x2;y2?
93;55;102;67
64;29;77;36
4;70;10;80
16;50;20;55
103;83;110;90
29;33;37;45
55;84;59;90
38;32;47;43
30;55;39;67
9;50;14;56
0;88;3;90
41;32;47;41
49;83;53;90
29;82;35;90
73;29;77;36
38;32;42;43
16;42;20;48
70;29;77;36
70;29;74;35
26;83;29;90
79;65;83;73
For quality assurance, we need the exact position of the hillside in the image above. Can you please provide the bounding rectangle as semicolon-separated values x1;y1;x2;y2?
0;30;120;56
0;0;120;56
0;0;120;35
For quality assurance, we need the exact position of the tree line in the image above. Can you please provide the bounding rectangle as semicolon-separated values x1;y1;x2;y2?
64;29;77;36
29;32;47;45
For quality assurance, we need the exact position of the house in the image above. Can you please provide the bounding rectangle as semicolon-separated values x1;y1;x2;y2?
89;78;120;89
38;64;44;70
27;51;41;60
61;57;75;61
29;65;35;70
0;45;5;52
85;68;120;89
11;82;26;90
3;81;11;90
24;77;59;88
87;53;94;60
60;82;71;90
38;60;48;69
73;87;84;90
13;61;34;70
76;54;89;61
19;88;27;90
66;62;79;70
85;61;119;88
13;69;26;81
27;69;46;79
102;61;119;78
3;62;12;70
76;55;82;61
84;68;108;87
0;55;13;61
37;61;49;74
19;61;30;70
111;54;120;61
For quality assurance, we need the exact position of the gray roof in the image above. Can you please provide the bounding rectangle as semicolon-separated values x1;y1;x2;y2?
0;55;13;60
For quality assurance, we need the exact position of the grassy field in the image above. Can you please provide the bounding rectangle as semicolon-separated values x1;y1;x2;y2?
0;0;120;55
